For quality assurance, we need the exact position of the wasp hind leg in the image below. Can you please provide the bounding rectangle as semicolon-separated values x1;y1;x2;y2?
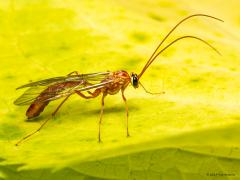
98;93;107;143
15;95;71;146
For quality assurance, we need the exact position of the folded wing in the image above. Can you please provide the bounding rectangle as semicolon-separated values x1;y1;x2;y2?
14;72;112;106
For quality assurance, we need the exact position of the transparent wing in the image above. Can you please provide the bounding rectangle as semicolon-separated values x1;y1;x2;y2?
16;72;111;89
14;75;113;106
43;80;114;102
76;80;113;91
14;86;50;105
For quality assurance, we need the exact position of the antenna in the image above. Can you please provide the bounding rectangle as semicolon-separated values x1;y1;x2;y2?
138;14;223;78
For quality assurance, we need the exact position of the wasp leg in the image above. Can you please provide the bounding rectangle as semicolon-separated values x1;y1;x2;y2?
15;95;71;146
121;89;130;137
87;91;94;96
75;89;100;99
99;93;107;143
67;71;79;76
75;90;104;142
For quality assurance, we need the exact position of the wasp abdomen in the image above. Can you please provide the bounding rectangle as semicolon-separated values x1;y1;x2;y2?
26;101;50;119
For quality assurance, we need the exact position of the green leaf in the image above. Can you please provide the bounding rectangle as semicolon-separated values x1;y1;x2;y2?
1;0;240;179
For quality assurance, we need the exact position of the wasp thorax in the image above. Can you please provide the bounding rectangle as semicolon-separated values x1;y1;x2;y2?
130;73;139;88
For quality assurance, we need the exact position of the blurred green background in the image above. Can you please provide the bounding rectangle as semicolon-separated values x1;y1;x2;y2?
0;0;240;179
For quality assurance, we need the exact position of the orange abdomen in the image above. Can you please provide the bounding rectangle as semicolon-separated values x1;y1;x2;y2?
25;81;82;119
26;101;49;119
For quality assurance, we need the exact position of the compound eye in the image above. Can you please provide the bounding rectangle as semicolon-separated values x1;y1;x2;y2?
132;75;138;88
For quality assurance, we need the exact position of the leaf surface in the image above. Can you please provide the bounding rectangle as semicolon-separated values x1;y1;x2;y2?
0;0;240;179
